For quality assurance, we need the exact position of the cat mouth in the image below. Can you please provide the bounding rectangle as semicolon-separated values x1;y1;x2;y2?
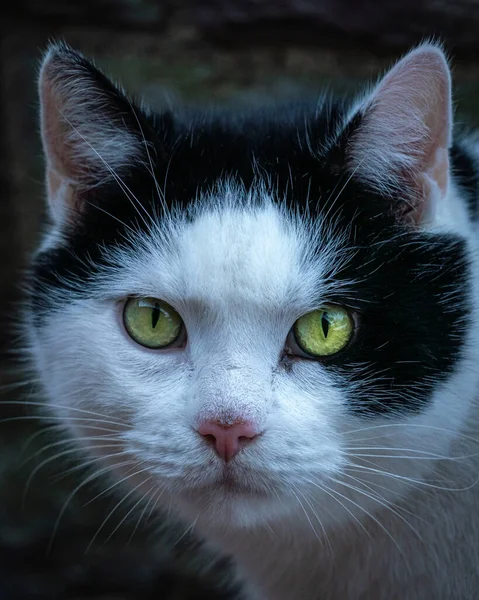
215;475;256;494
186;467;271;499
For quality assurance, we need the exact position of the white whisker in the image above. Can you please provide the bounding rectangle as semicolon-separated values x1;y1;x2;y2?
302;476;372;540
48;458;136;553
21;433;121;466
83;462;150;506
85;473;153;553
345;463;479;493
321;482;410;571
289;488;323;545
126;484;162;545
328;474;424;543
22;444;125;507
101;480;156;547
172;513;200;548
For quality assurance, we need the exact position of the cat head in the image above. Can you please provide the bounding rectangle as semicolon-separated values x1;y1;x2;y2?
27;41;479;533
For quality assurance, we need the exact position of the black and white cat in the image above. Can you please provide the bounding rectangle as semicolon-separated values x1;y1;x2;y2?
27;40;479;599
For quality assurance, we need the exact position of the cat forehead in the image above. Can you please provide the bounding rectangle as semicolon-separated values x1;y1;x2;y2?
177;203;301;300
118;190;345;309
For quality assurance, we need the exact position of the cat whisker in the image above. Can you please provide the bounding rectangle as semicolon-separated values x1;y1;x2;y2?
338;471;430;525
323;156;366;224
289;487;324;546
85;472;154;554
144;484;168;528
172;512;200;548
0;399;129;425
344;446;451;455
326;474;425;544
48;457;137;554
0;414;127;432
100;479;156;548
21;433;122;466
344;448;479;461
319;481;410;571
0;378;41;392
296;488;334;559
50;449;135;483
351;452;479;462
344;422;479;445
128;101;169;215
345;463;479;493
162;154;173;220
83;461;150;506
351;455;443;482
301;476;372;541
126;483;163;545
86;202;137;235
22;443;125;507
19;423;64;455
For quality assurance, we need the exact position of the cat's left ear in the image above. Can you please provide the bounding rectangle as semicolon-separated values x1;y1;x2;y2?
347;43;452;225
38;42;148;225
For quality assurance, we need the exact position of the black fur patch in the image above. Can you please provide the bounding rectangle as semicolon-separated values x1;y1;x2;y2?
451;143;479;221
30;49;473;417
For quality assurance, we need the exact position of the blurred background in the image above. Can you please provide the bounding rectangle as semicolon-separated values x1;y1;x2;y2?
1;1;479;598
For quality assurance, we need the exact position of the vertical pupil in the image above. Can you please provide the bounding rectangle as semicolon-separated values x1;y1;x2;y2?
151;303;160;329
321;312;330;338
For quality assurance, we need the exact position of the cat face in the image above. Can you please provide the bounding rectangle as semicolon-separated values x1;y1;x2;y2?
28;42;479;532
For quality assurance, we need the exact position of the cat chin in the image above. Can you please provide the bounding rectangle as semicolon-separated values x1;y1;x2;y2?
173;486;291;530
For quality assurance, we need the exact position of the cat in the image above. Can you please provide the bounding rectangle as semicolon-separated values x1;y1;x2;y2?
25;39;479;599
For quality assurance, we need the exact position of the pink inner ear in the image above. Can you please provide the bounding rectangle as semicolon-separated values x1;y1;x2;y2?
40;70;79;183
38;44;144;225
348;44;452;221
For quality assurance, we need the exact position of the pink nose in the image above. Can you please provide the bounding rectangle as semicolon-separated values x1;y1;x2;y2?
198;420;258;462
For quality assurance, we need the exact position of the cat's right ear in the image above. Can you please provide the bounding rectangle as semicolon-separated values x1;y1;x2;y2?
38;42;146;225
344;43;452;225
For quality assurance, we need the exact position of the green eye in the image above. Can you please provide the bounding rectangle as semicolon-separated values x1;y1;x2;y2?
123;297;184;349
293;306;353;357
